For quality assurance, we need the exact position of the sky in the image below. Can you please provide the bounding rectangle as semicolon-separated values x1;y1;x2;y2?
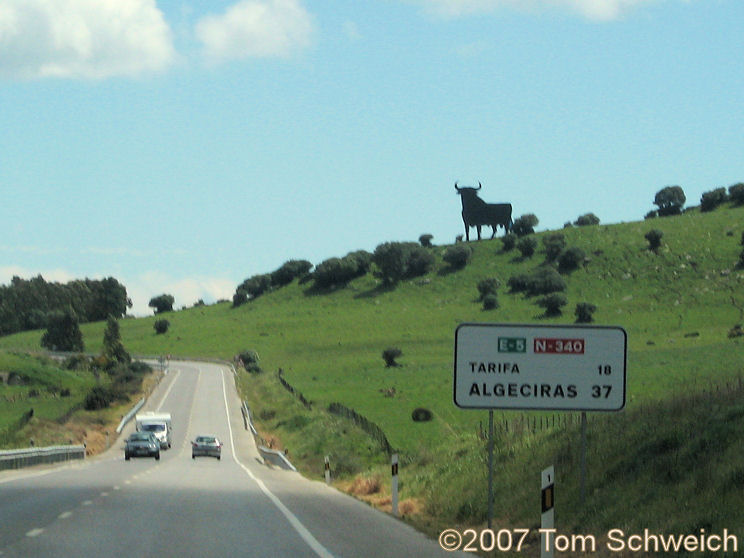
1;0;742;316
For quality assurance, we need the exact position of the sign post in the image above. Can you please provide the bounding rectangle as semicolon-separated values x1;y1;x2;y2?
541;466;555;558
454;323;626;521
454;324;626;411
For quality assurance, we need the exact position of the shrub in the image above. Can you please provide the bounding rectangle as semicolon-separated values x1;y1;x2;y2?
419;234;433;247
542;234;566;262
312;257;360;289
729;183;744;205
411;408;433;422
477;278;500;300
237;274;272;299
558;246;586;273
237;350;261;373
653;185;686;216
575;302;597;323
644;210;658;220
153;319;170;334
232;292;247;308
507;273;530;293
501;233;517;251
528;267;567;295
271;259;313;287
538;293;568;316
700;187;729;212
512;214;539;237
442;245;472;270
382;348;403;367
737;249;744;270
84;385;123;410
508;267;566;296
482;294;499;311
575;213;600;226
517;236;537;258
645;229;664;251
373;243;408;285
404;245;436;278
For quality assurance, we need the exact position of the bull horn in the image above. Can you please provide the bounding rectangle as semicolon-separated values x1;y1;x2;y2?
477;182;482;190
454;181;461;191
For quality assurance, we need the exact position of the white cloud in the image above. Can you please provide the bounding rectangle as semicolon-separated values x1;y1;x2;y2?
124;271;235;316
0;0;175;79
410;0;661;21
195;0;314;61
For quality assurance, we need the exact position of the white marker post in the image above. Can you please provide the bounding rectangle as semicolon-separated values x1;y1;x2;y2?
541;466;555;558
324;455;330;485
391;453;399;517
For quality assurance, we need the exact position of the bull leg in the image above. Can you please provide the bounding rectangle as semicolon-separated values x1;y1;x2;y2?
476;225;482;240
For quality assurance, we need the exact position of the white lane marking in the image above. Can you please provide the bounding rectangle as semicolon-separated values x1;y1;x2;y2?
59;511;73;519
82;500;92;506
157;369;181;411
100;492;109;497
220;366;334;558
113;485;120;490
26;528;44;537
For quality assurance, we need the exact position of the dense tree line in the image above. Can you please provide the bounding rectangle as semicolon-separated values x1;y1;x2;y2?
0;275;130;336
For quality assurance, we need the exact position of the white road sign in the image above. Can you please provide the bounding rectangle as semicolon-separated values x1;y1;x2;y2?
454;323;627;411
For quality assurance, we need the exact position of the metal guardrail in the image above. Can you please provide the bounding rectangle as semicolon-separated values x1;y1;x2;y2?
116;397;146;434
0;445;86;471
241;401;296;471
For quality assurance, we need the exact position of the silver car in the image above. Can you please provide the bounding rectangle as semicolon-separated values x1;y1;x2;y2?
191;435;222;460
125;432;160;460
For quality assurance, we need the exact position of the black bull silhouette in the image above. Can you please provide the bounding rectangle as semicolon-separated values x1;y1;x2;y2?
455;182;513;241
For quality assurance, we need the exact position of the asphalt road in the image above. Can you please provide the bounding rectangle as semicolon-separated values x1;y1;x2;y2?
0;361;465;557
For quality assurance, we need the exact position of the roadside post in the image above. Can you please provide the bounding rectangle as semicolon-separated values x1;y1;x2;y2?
454;323;626;525
541;466;555;558
391;453;399;517
324;455;331;485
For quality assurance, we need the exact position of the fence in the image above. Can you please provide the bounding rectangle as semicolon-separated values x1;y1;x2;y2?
328;402;395;456
0;445;85;471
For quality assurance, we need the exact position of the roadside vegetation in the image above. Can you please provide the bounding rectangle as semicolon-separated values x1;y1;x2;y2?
2;190;744;555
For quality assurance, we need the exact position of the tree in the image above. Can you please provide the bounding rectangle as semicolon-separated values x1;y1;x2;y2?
512;214;539;237
419;234;433;247
729;183;744;205
373;243;408;285
103;315;130;363
653;186;686;216
517;236;537;258
41;308;84;352
442;245;472;270
148;294;175;314
537;293;567;317
700;188;728;212
382;347;403;367
645;229;663;251
575;302;597;323
558;246;586;273
542;234;566;262
270;260;313;287
153;319;170;334
574;213;600;226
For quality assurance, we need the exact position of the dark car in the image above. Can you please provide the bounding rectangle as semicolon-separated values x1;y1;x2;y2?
125;432;161;460
191;436;222;460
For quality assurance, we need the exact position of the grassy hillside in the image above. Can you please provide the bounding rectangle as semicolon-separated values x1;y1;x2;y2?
2;205;743;554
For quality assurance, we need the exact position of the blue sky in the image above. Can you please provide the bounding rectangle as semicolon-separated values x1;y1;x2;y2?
1;0;742;316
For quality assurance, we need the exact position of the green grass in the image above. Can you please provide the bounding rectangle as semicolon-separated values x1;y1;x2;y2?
0;351;98;446
2;204;744;552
